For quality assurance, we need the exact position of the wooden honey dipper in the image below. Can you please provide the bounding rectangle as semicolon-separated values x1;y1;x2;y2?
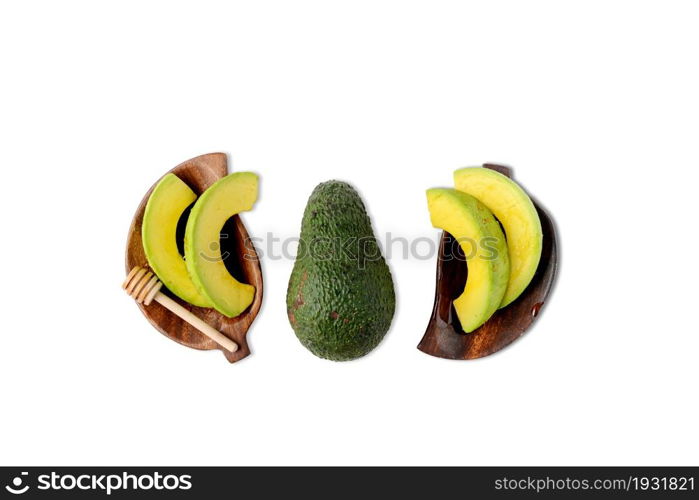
122;266;238;353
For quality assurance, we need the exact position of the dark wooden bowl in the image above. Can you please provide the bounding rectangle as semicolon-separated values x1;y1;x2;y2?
125;153;263;363
418;164;558;360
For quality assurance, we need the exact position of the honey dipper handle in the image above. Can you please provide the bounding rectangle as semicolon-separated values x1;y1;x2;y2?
154;293;239;353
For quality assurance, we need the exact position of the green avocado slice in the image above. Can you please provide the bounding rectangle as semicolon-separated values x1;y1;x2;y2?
184;172;258;318
454;167;542;308
142;173;212;307
426;188;510;332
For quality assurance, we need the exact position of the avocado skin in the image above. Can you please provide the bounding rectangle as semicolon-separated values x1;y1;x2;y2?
287;181;395;361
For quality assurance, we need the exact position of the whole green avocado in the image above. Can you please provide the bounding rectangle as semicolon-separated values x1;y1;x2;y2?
287;181;396;361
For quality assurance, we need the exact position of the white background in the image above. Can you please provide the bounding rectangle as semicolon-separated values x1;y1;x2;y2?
1;1;697;466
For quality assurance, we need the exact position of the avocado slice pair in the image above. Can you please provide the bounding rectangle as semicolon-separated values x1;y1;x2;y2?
426;167;543;332
142;172;258;318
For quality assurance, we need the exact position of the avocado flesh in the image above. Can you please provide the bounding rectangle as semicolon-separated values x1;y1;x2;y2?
426;188;510;332
142;173;212;307
454;167;542;307
184;172;258;318
287;181;395;361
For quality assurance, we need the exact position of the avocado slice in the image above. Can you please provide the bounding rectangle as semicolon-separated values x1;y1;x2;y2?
426;188;509;332
286;181;395;361
454;167;542;307
142;173;212;307
184;172;258;318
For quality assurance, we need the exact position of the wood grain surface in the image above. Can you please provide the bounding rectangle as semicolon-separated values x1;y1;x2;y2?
418;164;558;360
125;153;263;363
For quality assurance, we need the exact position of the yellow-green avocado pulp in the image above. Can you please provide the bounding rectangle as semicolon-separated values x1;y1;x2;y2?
142;173;211;307
426;188;510;332
184;172;258;318
454;167;542;307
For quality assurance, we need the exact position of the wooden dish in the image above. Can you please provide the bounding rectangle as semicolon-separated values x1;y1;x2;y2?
125;153;263;363
418;164;558;360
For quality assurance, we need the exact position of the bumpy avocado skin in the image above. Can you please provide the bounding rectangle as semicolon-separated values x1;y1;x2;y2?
286;181;396;361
